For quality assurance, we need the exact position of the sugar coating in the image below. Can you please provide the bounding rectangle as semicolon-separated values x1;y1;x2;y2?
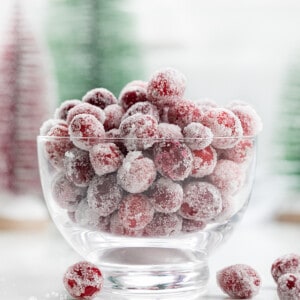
118;193;154;230
277;273;300;300
168;99;202;129
117;151;156;193
105;128;128;155
213;195;235;223
229;103;263;136
63;261;103;300
45;124;73;169
208;159;244;197
147;67;186;107
89;143;124;177
51;173;86;212
217;264;261;299
157;123;183;139
87;174;123;217
143;213;182;237
181;218;206;233
202;108;243;149
64;148;95;187
119;84;148;110
153;140;193;181
123;80;148;89
66;103;106;125
148;177;183;213
222;139;254;164
271;253;300;283
121;101;160;122
69;114;106;151
183;122;213;150
179;181;222;221
195;98;218;112
54;99;81;121
119;114;158;151
190;145;217;178
82;87;117;109
103;104;124;131
40;119;68;136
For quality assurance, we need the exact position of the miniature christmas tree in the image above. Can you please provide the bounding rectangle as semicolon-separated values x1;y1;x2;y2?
47;0;143;102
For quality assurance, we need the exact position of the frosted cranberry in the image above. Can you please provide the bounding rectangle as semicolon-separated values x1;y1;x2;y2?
208;159;244;197
87;174;123;217
103;104;124;131
66;103;105;125
109;211;144;237
229;103;263;136
277;273;300;300
143;213;182;237
123;80;148;89
51;173;86;211
40;119;68;136
118;194;154;230
153;140;193;181
217;264;261;299
222;139;254;164
179;181;222;221
119;84;148;110
63;261;103;300
191;145;217;178
202;108;243;149
82;87;117;109
168;99;202;128
271;253;300;283
148;177;183;213
147;67;186;107
157;123;183;139
195;98;218;112
181;218;206;233
105;128;128;155
183;122;213;150
54;99;81;120
69;114;105;151
89;143;124;177
45;124;73;169
119;114;158;151
64;148;95;187
121;101;159;122
117;151;156;193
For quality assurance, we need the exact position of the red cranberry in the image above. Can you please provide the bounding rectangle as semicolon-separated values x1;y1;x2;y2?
54;99;81;120
222;139;254;164
277;273;300;300
157;123;183;139
103;104;124;131
40;119;68;136
82;87;117;109
121;101;160;122
119;84;148;110
63;261;103;300
118;194;154;230
217;264;261;299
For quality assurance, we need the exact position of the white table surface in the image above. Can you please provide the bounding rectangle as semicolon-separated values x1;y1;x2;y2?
1;218;299;300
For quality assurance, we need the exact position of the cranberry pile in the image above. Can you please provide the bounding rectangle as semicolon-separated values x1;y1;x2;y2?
40;67;262;237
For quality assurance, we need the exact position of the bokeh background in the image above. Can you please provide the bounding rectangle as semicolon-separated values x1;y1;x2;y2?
0;0;300;224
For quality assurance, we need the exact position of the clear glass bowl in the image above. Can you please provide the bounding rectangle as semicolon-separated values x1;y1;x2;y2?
37;136;256;299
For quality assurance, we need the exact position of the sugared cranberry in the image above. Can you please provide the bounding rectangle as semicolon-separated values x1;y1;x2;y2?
190;145;217;178
117;151;156;193
153;140;193;181
87;174;123;217
147;67;186;107
64;148;95;187
105;128;128;155
271;253;300;283
148;177;183;213
143;213;182;237
181;218;206;233
119;84;148;110
119;114;158;151
103;104;124;131
63;261;103;300
54;99;81;121
202;108;243;149
217;264;261;299
179;181;222;221
277;273;300;300
69;114;106;151
82;87;117;109
183;122;213;150
222;139;254;164
168;99;202;128
121;101;160;122
66;103;105;125
40;119;68;136
89;143;123;177
118;194;154;230
157;123;183;139
123;80;148;89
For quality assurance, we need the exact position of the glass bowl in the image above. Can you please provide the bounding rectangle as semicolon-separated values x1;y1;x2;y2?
37;136;256;299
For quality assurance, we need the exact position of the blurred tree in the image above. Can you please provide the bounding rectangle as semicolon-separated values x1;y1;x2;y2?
47;0;143;102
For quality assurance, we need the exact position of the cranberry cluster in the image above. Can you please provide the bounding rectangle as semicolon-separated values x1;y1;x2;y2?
41;67;262;237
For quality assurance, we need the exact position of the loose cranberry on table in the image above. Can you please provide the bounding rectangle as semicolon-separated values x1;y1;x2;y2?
63;261;103;300
277;273;300;300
